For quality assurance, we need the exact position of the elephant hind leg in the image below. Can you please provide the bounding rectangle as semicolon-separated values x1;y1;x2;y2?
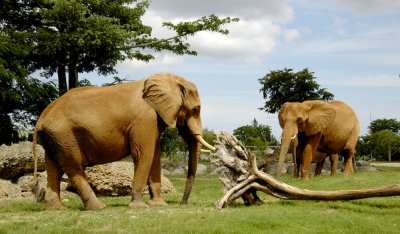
44;154;66;210
342;148;355;176
64;165;106;210
315;158;325;176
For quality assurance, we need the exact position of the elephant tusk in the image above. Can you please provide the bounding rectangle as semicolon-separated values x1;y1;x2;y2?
201;149;212;154
290;134;297;140
195;135;216;151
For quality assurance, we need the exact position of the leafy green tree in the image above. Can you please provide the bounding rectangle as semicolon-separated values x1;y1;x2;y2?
369;118;400;134
357;118;400;161
160;128;183;161
0;35;58;145
233;119;276;152
2;0;238;95
202;128;216;146
258;68;334;113
368;130;400;161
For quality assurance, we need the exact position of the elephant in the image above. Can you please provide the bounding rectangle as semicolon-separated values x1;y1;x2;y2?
277;100;359;180
32;73;216;210
292;134;338;178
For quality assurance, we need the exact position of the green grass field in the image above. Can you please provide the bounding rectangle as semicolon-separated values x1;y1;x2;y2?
1;167;400;234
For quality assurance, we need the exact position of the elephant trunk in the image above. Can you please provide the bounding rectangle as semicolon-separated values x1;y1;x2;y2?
277;124;297;176
180;135;201;204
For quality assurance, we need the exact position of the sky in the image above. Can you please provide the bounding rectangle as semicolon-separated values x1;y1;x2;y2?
81;0;400;139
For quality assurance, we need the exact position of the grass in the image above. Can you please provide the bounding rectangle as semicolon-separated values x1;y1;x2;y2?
1;170;400;234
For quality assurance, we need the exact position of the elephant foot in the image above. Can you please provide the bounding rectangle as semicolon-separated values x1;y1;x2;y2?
128;200;149;209
148;198;167;206
84;200;106;211
301;175;310;181
45;201;67;210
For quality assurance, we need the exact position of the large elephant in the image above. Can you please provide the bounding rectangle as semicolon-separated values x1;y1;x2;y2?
292;135;338;178
32;73;215;210
277;100;359;180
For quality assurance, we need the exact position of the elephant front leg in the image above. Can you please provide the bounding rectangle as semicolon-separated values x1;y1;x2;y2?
301;144;313;180
147;144;167;206
129;145;154;209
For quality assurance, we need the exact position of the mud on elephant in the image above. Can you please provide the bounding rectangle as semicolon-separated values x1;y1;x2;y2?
277;100;359;180
33;73;215;210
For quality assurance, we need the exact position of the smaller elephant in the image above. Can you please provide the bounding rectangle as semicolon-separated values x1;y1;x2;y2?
277;100;360;180
292;133;338;178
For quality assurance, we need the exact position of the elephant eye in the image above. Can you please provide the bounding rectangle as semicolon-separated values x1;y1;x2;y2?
297;118;303;124
192;106;200;114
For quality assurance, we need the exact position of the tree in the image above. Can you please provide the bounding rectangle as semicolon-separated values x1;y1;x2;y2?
258;68;334;113
357;119;400;161
0;35;58;145
368;130;400;161
160;128;182;160
233;119;276;152
2;0;238;95
202;128;216;146
369;118;400;134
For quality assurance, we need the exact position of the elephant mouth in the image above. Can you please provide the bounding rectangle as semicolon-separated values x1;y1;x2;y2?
195;134;216;151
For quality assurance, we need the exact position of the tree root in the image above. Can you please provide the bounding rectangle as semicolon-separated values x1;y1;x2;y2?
211;131;400;209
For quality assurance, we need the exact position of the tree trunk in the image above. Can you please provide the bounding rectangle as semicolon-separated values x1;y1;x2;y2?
57;65;67;96
211;131;400;209
388;144;392;162
68;62;78;90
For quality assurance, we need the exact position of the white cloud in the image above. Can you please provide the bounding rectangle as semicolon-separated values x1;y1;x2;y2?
335;0;400;15
324;74;400;87
283;29;300;42
187;19;281;62
148;0;294;22
115;54;184;72
134;1;301;63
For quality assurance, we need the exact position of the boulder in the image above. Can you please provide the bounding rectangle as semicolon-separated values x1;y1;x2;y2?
0;141;45;179
0;179;21;200
85;161;176;196
196;164;208;175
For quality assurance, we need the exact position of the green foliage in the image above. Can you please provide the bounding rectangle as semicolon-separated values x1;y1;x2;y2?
233;119;277;152
160;128;185;160
1;171;400;233
357;118;400;161
258;68;334;113
202;128;216;146
1;0;238;94
0;35;58;145
357;130;400;161
369;118;400;134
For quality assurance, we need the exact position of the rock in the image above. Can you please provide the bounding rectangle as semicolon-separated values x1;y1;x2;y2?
85;161;176;196
0;141;45;179
196;164;208;175
0;179;21;200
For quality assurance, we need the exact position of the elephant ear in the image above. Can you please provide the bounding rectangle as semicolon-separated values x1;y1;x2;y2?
142;74;188;128
278;102;290;128
305;101;336;136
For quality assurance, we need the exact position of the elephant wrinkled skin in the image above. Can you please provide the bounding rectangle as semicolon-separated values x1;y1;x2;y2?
33;73;215;210
277;100;359;180
292;136;338;178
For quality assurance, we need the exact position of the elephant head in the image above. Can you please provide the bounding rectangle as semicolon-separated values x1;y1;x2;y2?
142;73;215;204
276;100;336;176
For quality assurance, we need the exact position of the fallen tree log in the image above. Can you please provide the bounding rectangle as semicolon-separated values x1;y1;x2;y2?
211;131;400;209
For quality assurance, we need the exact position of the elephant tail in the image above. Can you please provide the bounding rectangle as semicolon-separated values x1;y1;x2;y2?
32;126;43;201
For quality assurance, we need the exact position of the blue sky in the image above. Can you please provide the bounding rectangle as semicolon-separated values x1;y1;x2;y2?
79;0;400;139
